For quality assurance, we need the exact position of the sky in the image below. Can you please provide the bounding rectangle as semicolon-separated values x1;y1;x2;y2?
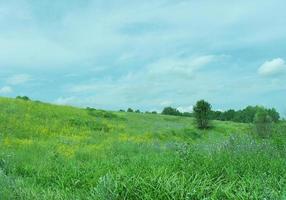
0;0;286;115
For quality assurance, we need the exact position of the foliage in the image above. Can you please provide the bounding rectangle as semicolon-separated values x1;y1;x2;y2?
16;96;30;101
182;112;193;117
210;106;280;123
193;100;212;129
127;108;133;112
254;109;273;138
0;97;285;199
161;107;181;116
87;108;118;119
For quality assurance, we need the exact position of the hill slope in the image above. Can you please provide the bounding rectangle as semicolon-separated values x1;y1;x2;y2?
0;97;285;199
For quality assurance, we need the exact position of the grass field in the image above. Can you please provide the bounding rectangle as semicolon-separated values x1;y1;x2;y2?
0;97;285;199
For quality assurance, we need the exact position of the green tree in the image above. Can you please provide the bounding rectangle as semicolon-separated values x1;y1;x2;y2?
161;107;181;116
16;96;30;101
267;108;280;122
254;109;273;138
193;100;212;129
127;108;133;112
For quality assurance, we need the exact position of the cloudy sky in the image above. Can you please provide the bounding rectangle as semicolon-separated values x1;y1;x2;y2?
0;0;286;114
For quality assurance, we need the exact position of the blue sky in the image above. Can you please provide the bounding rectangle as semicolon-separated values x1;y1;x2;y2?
0;0;286;115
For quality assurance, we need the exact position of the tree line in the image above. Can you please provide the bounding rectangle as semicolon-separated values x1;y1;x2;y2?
161;100;281;138
161;104;280;123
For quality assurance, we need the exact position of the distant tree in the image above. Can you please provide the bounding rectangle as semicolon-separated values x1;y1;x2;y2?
16;96;30;101
223;109;236;121
135;109;140;113
119;109;125;112
151;111;157;114
161;107;181;116
254;109;273;138
86;107;96;111
209;110;223;120
127;108;134;112
242;106;259;123
193;100;212;129
205;105;280;124
267;108;280;123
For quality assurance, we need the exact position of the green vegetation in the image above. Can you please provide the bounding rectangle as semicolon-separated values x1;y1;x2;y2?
161;105;280;124
210;106;280;123
0;97;285;199
162;107;182;116
254;109;273;138
193;100;212;129
15;96;31;101
127;108;134;112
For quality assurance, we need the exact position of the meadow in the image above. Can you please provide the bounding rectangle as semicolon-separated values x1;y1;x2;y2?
0;97;285;199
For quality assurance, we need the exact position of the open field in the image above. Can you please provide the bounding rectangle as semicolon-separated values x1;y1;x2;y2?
0;97;285;199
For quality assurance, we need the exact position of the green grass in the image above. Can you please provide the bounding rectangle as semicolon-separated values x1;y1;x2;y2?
0;97;285;199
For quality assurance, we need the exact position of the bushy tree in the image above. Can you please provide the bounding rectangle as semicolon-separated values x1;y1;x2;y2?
267;108;280;123
127;108;133;112
16;96;30;101
209;110;223;120
193;100;212;129
223;109;236;121
254;109;273;138
161;107;181;116
208;106;280;123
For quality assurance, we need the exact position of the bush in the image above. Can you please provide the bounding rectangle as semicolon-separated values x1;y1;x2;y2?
254;109;273;138
209;106;280;123
87;108;118;119
193;100;211;129
16;96;30;101
161;107;181;116
127;108;133;112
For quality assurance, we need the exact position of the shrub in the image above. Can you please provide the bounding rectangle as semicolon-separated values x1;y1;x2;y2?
254;109;273;138
127;108;134;112
16;96;30;101
161;107;181;116
209;106;280;123
193;100;212;129
87;108;118;119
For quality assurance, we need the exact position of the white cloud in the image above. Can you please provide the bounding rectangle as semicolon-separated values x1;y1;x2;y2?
0;86;13;94
258;58;286;76
148;55;218;78
6;74;31;85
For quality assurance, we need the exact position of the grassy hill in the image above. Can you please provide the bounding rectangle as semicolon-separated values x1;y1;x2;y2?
0;97;285;199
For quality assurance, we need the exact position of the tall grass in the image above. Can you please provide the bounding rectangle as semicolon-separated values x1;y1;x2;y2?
0;97;285;199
